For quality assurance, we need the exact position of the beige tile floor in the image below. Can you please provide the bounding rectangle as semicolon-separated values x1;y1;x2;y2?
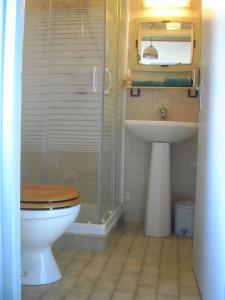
22;223;201;300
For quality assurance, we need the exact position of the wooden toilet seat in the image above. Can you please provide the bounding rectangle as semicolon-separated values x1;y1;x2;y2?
21;184;80;210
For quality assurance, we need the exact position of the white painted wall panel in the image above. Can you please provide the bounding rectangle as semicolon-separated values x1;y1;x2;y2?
193;2;225;299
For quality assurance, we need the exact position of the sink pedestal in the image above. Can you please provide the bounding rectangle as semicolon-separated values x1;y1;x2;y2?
125;120;198;238
145;142;171;237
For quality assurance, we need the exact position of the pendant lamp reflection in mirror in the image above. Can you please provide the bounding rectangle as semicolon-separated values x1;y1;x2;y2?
143;35;158;59
143;43;158;59
143;22;158;60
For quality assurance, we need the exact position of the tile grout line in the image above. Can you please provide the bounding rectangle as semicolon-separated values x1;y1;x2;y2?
59;252;95;300
155;237;164;300
132;237;152;300
85;229;126;300
22;227;198;300
175;236;180;300
61;226;125;300
178;237;181;300
108;226;141;300
41;227;124;300
156;236;179;300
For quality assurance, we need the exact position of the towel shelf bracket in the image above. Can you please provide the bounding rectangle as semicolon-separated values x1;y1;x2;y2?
188;88;199;98
124;83;200;98
130;88;141;97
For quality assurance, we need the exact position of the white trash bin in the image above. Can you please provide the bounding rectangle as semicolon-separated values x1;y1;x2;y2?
175;200;195;237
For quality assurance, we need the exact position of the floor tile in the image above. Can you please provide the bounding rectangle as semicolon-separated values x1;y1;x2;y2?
40;292;63;300
157;296;179;300
40;275;76;298
22;223;199;300
88;289;113;300
116;272;139;291
180;271;197;288
180;286;201;300
111;289;135;300
94;279;116;292
64;287;91;300
135;295;156;300
136;284;157;296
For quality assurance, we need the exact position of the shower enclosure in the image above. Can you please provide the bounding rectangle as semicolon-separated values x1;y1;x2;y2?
21;0;127;233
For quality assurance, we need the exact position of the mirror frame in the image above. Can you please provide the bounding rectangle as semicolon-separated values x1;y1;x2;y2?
129;17;201;72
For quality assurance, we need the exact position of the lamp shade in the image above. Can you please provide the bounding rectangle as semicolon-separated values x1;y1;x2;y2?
143;45;158;59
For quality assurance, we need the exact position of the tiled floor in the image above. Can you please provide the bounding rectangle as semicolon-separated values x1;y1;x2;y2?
22;223;201;300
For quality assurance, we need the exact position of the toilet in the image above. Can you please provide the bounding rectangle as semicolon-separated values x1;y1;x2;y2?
20;184;80;286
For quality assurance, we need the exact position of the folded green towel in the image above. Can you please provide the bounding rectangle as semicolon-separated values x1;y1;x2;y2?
164;78;193;87
132;80;164;87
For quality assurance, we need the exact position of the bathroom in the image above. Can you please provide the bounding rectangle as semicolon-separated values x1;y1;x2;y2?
1;0;225;299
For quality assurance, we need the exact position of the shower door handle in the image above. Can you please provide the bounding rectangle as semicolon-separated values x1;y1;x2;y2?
92;66;97;93
105;68;112;95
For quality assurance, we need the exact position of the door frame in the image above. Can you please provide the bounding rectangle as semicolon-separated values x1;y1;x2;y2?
0;0;24;299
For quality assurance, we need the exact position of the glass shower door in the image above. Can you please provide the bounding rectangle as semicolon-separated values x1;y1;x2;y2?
45;0;106;224
22;0;106;225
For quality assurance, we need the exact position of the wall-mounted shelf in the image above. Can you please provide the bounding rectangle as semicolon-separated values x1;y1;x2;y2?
124;82;200;98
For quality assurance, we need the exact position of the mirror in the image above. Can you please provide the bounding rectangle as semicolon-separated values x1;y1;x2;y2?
138;22;194;66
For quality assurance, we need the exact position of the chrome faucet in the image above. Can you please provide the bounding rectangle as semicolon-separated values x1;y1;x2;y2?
158;106;168;120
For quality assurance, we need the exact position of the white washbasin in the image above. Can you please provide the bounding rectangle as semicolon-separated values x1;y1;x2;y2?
125;120;198;143
125;119;198;237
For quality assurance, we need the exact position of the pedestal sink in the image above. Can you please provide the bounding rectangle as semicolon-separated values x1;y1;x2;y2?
125;120;198;237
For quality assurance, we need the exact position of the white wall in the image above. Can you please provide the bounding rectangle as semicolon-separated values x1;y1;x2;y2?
193;2;225;299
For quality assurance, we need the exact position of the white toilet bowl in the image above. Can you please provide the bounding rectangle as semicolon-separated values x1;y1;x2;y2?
21;184;80;286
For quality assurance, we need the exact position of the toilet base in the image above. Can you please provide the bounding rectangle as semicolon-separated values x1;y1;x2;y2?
21;246;61;285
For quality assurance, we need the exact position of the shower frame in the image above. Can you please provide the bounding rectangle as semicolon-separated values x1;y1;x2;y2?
21;0;126;226
97;0;122;224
